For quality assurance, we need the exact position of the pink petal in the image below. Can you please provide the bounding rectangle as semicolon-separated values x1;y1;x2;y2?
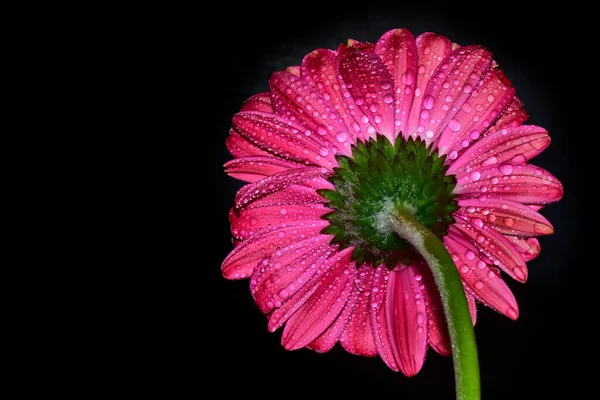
224;156;303;183
234;167;327;212
268;248;352;332
240;92;273;113
406;33;453;138
457;198;554;236
307;282;358;353
300;49;360;146
451;220;528;282
340;265;378;357
346;39;375;52
232;111;337;168
485;83;529;134
386;264;428;376
338;46;396;141
229;203;329;241
226;130;272;158
436;68;516;156
281;248;356;350
221;220;327;280
448;125;551;176
444;233;519;319
417;46;493;145
370;265;398;371
287;66;300;76
375;29;418;136
419;264;450;355
269;71;351;155
507;236;541;261
241;184;325;210
455;163;563;205
251;235;335;313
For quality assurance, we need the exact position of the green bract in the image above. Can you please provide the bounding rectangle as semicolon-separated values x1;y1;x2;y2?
318;135;458;268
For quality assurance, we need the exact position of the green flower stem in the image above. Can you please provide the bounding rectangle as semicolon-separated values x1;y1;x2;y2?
389;207;480;400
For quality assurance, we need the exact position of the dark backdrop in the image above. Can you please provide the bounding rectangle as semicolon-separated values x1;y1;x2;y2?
205;4;587;398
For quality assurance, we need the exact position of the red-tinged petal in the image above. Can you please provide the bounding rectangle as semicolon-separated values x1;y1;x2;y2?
419;264;450;356
455;163;563;205
456;197;554;236
251;236;335;313
437;68;515;157
224;156;303;183
240;92;273;113
386;264;428;376
448;125;551;176
221;220;328;280
267;248;351;332
226;129;273;158
269;71;351;155
347;39;375;52
287;66;300;76
444;233;519;319
229;203;329;241
507;236;541;261
234;167;327;212
487;95;529;133
243;184;326;211
307;282;358;353
281;248;356;350
375;29;418;136
300;49;359;146
370;265;399;371
339;47;396;141
406;33;452;137
466;292;477;324
233;111;337;168
451;219;528;283
416;46;493;145
340;265;378;357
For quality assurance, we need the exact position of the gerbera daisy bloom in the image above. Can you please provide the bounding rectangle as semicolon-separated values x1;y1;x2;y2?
221;28;562;399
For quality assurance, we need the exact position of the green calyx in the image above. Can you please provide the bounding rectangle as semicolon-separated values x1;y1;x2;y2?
318;134;458;268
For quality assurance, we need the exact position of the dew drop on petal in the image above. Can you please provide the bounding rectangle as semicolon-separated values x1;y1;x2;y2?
470;171;481;181
423;95;435;110
336;131;348;142
474;281;484;289
448;119;461;132
383;94;394;104
319;147;329;157
499;163;514;175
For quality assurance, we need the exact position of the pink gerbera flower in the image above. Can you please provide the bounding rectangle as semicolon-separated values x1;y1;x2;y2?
221;28;562;394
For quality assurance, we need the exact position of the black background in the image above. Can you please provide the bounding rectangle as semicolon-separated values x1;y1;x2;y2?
204;4;589;398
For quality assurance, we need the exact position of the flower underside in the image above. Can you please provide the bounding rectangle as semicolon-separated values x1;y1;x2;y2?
319;134;458;268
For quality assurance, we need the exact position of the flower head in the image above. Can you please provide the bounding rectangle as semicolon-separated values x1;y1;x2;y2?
222;28;563;377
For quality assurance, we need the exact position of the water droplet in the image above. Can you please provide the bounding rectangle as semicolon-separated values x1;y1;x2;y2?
381;81;391;90
499;163;514;175
249;217;258;226
383;94;393;104
401;70;415;85
474;281;484;289
319;147;329;157
423;95;435;110
487;94;495;102
463;84;473;93
279;289;289;298
470;130;480;140
367;126;376;134
417;312;425;324
360;115;369;124
471;218;484;229
355;97;364;105
470;171;481;181
425;130;434;139
317;125;328;136
504;217;514;227
295;95;303;102
336;131;348;142
417;326;425;334
465;251;475;260
460;265;469;273
420;110;430;120
280;209;287;215
448;151;458;160
374;115;383;123
448;119;461;132
477;260;486;269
